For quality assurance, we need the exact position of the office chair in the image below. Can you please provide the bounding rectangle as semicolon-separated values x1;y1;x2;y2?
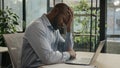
3;33;24;68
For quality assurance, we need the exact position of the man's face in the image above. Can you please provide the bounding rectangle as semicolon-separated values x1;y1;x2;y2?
52;14;67;30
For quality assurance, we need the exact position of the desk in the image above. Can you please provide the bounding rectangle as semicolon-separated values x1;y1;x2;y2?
0;47;8;53
40;52;120;68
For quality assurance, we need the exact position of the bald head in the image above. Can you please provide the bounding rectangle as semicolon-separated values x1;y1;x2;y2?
52;3;73;19
46;3;73;30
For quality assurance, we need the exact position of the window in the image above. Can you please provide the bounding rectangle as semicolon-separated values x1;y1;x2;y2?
26;0;47;26
4;0;23;32
64;0;100;52
3;0;47;31
106;0;120;54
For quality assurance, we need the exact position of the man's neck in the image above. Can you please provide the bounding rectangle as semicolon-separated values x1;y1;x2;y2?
46;13;54;25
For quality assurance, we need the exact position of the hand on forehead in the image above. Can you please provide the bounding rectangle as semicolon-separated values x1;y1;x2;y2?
65;8;73;24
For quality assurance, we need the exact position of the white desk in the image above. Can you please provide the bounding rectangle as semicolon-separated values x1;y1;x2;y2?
40;52;120;68
0;47;8;53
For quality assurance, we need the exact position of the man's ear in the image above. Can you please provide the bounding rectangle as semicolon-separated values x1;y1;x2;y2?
52;8;59;16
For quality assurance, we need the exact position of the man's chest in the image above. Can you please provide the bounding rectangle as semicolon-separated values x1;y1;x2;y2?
46;30;57;45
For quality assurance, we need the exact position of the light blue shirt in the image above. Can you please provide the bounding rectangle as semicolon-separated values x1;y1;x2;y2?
21;14;73;68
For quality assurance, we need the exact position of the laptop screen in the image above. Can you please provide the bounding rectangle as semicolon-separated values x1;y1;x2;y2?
90;40;105;64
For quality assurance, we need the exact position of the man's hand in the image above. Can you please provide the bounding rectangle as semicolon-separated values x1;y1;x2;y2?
66;8;73;32
67;48;76;60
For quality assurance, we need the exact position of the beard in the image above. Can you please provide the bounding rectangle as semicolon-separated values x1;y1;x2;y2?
51;15;64;31
52;15;62;30
52;18;65;34
52;17;58;30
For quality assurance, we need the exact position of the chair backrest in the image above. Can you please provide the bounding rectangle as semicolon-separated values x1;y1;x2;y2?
3;33;24;68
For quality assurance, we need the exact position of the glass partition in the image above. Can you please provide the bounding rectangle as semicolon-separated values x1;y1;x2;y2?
106;0;120;54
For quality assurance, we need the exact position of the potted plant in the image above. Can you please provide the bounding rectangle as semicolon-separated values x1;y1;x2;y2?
0;6;19;46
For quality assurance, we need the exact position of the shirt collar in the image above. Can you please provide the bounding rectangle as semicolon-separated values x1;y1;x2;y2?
41;14;55;31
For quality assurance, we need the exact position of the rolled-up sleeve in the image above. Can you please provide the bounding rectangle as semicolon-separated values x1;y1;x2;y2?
65;32;74;48
58;31;74;50
24;23;70;64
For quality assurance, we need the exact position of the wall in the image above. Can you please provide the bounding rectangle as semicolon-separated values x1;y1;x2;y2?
107;40;120;54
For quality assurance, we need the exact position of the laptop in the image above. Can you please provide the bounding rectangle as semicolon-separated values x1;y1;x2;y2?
65;40;105;65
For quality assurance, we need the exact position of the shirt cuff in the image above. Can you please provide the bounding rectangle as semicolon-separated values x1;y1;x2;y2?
66;32;73;48
62;52;70;62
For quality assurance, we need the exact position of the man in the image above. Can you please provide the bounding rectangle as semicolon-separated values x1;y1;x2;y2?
21;3;76;68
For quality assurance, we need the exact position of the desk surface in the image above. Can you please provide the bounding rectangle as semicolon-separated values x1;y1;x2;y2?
0;47;8;52
40;52;120;68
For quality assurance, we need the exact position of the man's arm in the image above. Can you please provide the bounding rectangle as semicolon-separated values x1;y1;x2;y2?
58;31;73;50
58;30;76;59
25;23;70;64
66;9;76;59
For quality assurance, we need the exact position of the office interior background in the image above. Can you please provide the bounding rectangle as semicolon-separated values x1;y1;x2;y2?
0;0;120;67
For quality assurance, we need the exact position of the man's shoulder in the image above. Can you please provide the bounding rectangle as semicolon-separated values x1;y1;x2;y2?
25;19;46;33
29;17;45;27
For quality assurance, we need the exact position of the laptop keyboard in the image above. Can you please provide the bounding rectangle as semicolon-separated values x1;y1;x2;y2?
77;58;91;63
68;58;91;64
